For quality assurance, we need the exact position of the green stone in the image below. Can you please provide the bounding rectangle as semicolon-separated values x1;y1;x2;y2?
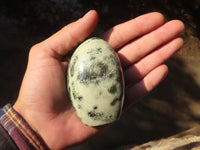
67;37;124;126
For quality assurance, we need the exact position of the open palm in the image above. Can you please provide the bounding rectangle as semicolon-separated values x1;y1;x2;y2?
13;10;184;149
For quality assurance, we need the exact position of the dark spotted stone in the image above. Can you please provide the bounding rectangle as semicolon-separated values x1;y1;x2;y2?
67;37;124;126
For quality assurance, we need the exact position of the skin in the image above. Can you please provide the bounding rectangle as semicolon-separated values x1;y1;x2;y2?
13;10;185;149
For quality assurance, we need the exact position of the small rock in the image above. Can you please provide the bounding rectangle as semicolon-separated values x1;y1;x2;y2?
67;37;124;126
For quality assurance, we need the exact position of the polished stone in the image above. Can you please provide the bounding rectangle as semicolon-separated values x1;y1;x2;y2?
67;37;124;126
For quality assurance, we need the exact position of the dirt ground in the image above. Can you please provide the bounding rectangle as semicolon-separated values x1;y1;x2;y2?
0;0;200;150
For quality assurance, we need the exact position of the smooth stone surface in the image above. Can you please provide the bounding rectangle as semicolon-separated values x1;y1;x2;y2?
67;37;124;126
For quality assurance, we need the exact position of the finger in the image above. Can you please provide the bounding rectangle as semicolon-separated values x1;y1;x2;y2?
118;20;185;67
102;12;165;49
33;10;98;58
124;37;183;85
124;64;168;110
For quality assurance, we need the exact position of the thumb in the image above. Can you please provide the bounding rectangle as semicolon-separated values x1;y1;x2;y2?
31;10;98;58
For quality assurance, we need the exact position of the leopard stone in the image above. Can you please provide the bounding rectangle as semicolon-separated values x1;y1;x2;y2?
67;37;124;126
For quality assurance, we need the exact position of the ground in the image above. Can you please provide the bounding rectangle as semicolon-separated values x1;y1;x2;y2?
0;0;200;150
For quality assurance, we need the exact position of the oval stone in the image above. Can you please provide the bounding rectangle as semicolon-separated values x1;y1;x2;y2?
67;37;124;126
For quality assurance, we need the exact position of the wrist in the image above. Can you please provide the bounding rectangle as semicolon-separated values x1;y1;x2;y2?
1;103;49;150
13;101;62;150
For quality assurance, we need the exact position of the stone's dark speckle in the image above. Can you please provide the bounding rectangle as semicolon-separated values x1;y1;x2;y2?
97;62;108;77
88;111;104;120
88;111;96;117
68;87;71;93
86;49;94;54
86;48;103;56
111;98;120;106
108;73;114;78
108;84;117;94
88;110;117;122
90;57;96;60
72;90;83;101
116;70;122;82
70;65;74;77
99;91;102;96
78;96;83;101
77;70;98;85
109;54;113;58
78;105;82;109
70;56;78;77
93;106;98;110
97;47;102;53
77;62;109;85
72;91;76;99
107;55;117;65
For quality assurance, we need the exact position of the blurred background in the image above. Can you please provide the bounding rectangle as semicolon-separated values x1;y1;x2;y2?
0;0;200;149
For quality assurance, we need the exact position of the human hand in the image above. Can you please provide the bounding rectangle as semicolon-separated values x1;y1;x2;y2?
13;10;184;149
